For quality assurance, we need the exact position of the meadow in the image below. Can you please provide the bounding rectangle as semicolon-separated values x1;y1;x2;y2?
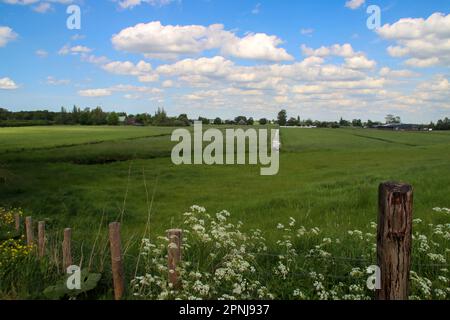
0;125;449;299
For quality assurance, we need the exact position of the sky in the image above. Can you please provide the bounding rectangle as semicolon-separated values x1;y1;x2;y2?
0;0;449;123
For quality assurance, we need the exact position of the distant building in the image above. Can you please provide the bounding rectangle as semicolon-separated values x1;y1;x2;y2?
374;123;420;131
118;116;126;123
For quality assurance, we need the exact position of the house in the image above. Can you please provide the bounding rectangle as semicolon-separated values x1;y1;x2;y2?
374;124;420;131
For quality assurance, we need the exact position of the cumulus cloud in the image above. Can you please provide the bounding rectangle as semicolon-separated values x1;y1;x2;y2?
112;21;293;61
0;26;18;47
102;60;159;82
0;77;19;89
377;12;450;67
345;0;365;10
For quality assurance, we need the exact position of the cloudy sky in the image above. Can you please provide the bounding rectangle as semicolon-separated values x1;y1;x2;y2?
0;0;449;122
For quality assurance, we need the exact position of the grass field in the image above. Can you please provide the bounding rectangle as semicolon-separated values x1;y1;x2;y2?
0;125;449;299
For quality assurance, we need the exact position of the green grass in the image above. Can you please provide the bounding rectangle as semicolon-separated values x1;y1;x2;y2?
1;126;449;236
0;126;449;299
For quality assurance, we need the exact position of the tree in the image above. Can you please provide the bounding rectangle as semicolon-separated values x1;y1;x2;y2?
352;119;362;127
198;117;210;125
277;109;287;126
385;114;401;124
234;116;247;124
339;117;350;126
247;117;254;125
107;112;119;125
177;114;190;126
213;117;222;125
259;118;268;125
287;117;299;126
153;108;169;126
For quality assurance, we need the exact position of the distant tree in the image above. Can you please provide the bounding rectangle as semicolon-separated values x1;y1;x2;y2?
352;119;363;127
277;109;287;126
107;112;119;125
247;117;254;125
79;108;91;125
177;114;190;126
234;116;247;124
287;117;299;126
213;117;222;125
153;108;169;126
385;114;401;124
198;117;210;125
259;118;268;125
339;117;350;126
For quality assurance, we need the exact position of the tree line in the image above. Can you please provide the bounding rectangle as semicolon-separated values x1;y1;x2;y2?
0;107;449;130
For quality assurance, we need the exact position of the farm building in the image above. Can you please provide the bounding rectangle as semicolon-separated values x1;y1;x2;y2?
373;124;421;131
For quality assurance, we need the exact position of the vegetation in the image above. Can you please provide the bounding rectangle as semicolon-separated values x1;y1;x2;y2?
0;126;449;299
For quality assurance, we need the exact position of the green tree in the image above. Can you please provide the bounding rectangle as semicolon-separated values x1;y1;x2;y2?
277;109;287;126
107;112;119;125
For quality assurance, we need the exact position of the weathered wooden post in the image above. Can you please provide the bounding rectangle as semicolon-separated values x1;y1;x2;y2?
25;216;33;246
38;221;46;258
109;222;125;300
376;182;413;300
167;229;182;289
63;228;72;269
14;214;20;232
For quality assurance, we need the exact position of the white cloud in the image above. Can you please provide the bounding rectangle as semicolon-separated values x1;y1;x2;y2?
251;3;261;15
344;55;376;70
46;76;70;85
302;43;355;58
102;60;159;82
0;26;18;47
78;84;163;98
0;77;19;90
112;21;293;61
300;28;314;36
35;49;48;57
117;0;173;9
78;88;112;97
379;67;419;78
221;33;293;62
345;0;365;10
33;2;52;13
58;45;92;55
377;12;450;67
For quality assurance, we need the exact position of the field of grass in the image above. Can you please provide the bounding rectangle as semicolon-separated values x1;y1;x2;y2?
0;125;449;299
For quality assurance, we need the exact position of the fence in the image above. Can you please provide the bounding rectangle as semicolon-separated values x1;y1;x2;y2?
13;181;421;300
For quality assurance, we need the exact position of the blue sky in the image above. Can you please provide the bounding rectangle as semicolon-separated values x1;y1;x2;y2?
0;0;449;122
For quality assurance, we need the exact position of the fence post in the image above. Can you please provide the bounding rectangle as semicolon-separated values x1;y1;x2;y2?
38;221;46;258
167;229;182;289
376;182;413;300
15;214;20;232
25;216;33;246
63;228;72;269
109;222;125;300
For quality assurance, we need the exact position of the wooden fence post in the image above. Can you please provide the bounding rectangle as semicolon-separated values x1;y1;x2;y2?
109;222;125;300
167;229;182;289
38;221;45;258
376;182;413;300
25;216;33;246
15;214;20;232
63;228;72;269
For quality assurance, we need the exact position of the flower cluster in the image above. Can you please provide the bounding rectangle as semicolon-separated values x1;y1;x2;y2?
132;205;273;300
133;206;449;300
